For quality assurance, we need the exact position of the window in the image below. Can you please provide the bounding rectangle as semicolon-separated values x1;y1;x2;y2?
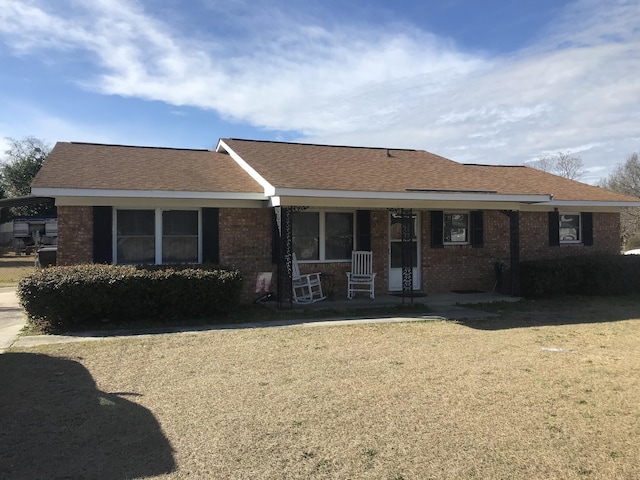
115;208;200;264
444;212;469;244
117;210;155;264
292;211;319;260
162;210;199;262
325;212;354;260
559;213;581;243
292;211;354;261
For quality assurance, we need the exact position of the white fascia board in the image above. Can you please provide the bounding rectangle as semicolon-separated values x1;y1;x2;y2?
54;196;267;208
270;196;524;210
216;139;276;196
31;187;266;201
272;188;552;204
538;200;640;207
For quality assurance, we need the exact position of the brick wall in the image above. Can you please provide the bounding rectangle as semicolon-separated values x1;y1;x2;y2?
593;212;622;252
54;205;623;301
419;210;621;294
219;208;274;302
519;211;620;261
422;210;511;292
56;206;93;265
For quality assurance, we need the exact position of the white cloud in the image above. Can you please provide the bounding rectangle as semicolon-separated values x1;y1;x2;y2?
0;98;124;149
0;0;638;181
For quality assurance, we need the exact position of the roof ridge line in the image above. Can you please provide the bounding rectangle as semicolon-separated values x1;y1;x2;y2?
463;163;526;168
225;138;417;152
69;141;210;152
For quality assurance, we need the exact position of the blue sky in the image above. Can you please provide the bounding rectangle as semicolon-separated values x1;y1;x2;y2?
0;0;638;183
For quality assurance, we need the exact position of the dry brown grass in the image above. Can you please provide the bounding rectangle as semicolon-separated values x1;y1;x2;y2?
0;251;35;286
3;297;640;479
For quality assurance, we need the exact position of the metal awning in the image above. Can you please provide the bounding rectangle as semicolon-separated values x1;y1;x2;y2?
0;196;54;208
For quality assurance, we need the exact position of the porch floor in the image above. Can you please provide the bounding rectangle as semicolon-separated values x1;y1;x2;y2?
272;290;520;311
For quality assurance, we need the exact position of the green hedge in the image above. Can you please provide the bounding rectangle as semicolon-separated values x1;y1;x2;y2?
520;255;640;297
17;264;243;332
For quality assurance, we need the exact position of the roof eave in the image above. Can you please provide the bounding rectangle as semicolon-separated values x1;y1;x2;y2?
271;188;552;204
539;200;640;207
31;187;266;201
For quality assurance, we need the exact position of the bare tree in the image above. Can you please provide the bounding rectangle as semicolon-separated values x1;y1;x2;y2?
599;152;640;248
528;152;585;180
0;136;52;216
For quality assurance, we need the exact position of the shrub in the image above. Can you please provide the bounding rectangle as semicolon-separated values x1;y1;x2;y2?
520;255;640;297
17;264;242;332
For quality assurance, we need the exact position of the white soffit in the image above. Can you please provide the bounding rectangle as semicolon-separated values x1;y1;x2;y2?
272;188;553;203
539;200;640;207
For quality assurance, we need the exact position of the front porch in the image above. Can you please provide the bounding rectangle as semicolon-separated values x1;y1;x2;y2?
267;290;520;313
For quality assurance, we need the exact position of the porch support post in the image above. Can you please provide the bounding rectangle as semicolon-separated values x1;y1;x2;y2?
275;206;293;308
509;210;521;296
401;208;414;304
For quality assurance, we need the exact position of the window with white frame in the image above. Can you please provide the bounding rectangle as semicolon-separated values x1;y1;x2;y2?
292;211;354;261
115;208;200;264
162;210;199;262
116;210;155;264
559;213;581;243
443;212;469;244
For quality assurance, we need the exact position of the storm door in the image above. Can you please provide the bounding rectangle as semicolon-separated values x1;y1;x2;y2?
388;211;420;291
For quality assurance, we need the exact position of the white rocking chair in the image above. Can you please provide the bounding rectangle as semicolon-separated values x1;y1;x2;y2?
346;250;377;299
292;253;326;304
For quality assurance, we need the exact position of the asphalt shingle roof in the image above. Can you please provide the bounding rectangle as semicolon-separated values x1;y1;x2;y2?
32;139;639;204
32;142;263;193
220;138;639;202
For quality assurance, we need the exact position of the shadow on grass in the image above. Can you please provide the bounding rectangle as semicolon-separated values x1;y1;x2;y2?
0;352;176;479
27;302;433;337
456;296;640;331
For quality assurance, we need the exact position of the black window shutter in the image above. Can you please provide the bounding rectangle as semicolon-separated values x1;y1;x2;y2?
93;206;113;264
471;210;484;247
548;211;560;247
271;209;280;263
356;210;371;251
202;208;220;264
582;212;593;246
431;211;444;248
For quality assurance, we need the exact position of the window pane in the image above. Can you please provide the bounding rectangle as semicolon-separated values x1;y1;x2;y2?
163;237;198;263
117;210;154;236
163;210;198;235
292;212;319;260
117;237;155;264
444;213;468;243
325;212;353;260
162;210;198;263
390;242;418;268
390;213;417;241
560;214;580;241
117;210;155;264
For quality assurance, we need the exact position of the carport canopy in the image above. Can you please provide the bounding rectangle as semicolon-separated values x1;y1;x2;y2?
0;196;54;209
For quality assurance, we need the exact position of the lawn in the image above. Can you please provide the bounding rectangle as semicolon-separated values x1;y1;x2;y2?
0;251;35;286
2;297;640;479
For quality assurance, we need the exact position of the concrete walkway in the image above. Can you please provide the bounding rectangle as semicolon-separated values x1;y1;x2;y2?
2;290;517;351
0;287;26;353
